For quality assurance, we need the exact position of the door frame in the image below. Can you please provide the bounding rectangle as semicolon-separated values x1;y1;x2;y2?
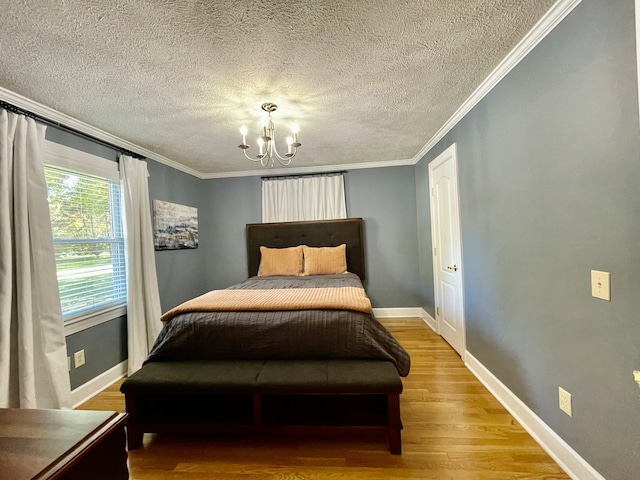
428;143;466;356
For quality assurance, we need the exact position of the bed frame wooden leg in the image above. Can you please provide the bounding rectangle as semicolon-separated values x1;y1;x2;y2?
127;426;144;450
387;393;402;455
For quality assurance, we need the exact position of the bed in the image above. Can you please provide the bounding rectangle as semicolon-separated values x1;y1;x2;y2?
120;218;410;453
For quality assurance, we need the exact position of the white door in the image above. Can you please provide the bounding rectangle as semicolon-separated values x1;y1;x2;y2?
429;144;465;356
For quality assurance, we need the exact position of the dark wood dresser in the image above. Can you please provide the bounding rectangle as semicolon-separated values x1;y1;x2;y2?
0;408;128;480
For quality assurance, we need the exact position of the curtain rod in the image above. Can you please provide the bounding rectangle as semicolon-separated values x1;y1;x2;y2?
0;100;145;160
261;170;347;180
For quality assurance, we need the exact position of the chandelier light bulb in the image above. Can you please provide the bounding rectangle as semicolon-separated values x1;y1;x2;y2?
238;125;249;149
291;122;301;147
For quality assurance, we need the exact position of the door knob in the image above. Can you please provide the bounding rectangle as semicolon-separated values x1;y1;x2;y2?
447;265;458;272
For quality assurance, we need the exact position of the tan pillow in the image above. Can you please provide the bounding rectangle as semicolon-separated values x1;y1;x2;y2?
258;245;304;276
303;244;348;276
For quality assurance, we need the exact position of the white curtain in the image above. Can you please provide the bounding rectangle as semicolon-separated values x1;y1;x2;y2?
120;155;163;375
0;109;71;409
262;173;347;223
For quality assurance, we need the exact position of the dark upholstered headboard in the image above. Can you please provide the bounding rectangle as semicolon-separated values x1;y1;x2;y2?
246;218;365;280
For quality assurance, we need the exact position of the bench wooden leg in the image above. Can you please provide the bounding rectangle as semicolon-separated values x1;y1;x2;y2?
387;393;402;455
124;393;144;450
253;394;262;424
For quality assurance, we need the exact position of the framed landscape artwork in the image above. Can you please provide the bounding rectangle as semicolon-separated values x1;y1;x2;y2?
153;200;198;250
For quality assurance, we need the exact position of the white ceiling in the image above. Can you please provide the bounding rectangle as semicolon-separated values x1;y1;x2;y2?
0;0;557;178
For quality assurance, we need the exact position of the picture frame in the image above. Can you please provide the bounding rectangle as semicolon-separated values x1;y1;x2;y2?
153;200;198;250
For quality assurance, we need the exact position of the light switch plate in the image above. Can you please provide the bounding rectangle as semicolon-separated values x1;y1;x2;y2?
591;270;610;301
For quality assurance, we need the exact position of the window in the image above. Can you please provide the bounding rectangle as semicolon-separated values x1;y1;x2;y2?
262;173;347;223
43;141;126;328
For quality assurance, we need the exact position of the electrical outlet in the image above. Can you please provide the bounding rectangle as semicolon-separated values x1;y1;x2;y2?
74;349;86;368
634;371;640;396
559;387;572;417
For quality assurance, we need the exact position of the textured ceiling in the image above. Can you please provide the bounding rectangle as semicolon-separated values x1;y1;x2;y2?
0;0;556;177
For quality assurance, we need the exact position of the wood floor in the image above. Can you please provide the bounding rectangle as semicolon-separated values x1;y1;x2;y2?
77;318;570;479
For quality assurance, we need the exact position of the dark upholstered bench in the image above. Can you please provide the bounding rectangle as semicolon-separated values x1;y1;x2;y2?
120;359;403;454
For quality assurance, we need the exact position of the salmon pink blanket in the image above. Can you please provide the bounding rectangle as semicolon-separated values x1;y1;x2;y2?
160;286;372;323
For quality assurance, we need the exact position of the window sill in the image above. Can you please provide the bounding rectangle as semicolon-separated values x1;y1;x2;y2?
64;304;127;336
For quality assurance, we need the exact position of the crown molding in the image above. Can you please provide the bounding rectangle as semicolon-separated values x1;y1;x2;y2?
0;86;204;179
412;0;583;164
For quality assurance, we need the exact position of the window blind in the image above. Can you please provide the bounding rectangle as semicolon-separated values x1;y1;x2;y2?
44;165;127;319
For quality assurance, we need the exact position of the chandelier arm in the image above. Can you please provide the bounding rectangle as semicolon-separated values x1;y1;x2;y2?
242;148;264;163
241;140;294;166
243;148;271;167
269;140;295;166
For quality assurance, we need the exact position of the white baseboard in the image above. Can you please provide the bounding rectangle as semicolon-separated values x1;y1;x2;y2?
419;308;438;332
71;360;128;408
373;307;423;318
465;352;606;480
373;307;438;332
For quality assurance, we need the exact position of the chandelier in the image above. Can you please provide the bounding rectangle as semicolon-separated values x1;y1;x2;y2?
238;103;301;167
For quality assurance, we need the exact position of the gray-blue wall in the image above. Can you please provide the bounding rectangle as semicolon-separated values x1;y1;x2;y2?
65;317;126;389
415;1;640;478
147;160;209;311
203;176;262;290
346;167;421;307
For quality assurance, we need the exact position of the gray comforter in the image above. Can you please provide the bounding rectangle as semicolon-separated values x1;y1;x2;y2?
145;273;411;376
